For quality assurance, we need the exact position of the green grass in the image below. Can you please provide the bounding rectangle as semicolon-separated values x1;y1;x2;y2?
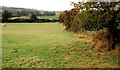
2;23;118;68
37;16;59;20
55;12;61;16
9;16;29;20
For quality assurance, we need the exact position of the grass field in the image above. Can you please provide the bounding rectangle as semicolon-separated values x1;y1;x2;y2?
9;11;61;20
2;23;118;68
37;16;59;20
9;16;29;20
55;12;61;16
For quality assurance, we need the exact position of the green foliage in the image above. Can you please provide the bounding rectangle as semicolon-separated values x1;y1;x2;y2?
43;11;56;16
2;7;57;18
2;10;12;21
59;1;120;30
30;14;37;20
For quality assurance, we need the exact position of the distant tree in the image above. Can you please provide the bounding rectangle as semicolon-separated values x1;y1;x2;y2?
29;11;35;15
16;11;21;16
30;14;37;20
21;11;28;16
49;12;56;16
36;11;42;16
43;11;49;16
2;10;12;21
43;11;56;16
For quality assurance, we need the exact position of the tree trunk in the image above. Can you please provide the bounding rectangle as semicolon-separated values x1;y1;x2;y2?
108;9;120;50
108;22;117;50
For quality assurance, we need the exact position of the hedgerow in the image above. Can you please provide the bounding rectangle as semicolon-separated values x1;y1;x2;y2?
59;1;120;50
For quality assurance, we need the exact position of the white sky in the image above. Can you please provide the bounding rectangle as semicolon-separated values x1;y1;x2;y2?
0;0;84;11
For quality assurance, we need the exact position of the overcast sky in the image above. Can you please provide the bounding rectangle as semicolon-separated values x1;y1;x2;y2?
0;0;84;11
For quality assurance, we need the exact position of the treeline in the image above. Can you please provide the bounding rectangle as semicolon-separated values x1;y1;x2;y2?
7;10;56;17
1;6;56;17
2;10;58;23
59;1;120;50
11;11;56;17
1;6;59;22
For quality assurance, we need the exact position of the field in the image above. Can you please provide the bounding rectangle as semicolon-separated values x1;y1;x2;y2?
2;23;118;68
37;16;59;20
55;12;61;16
9;16;59;20
9;12;61;20
9;16;29;20
10;15;59;20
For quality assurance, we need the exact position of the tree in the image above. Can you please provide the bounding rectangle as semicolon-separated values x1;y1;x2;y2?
80;1;120;50
21;11;28;16
2;10;12;21
43;11;56;16
36;11;42;16
30;14;37;20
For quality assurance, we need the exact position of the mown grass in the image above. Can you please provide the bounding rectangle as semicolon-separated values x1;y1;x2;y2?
2;23;118;68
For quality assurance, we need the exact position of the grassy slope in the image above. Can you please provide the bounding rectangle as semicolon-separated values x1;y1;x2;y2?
2;23;118;68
